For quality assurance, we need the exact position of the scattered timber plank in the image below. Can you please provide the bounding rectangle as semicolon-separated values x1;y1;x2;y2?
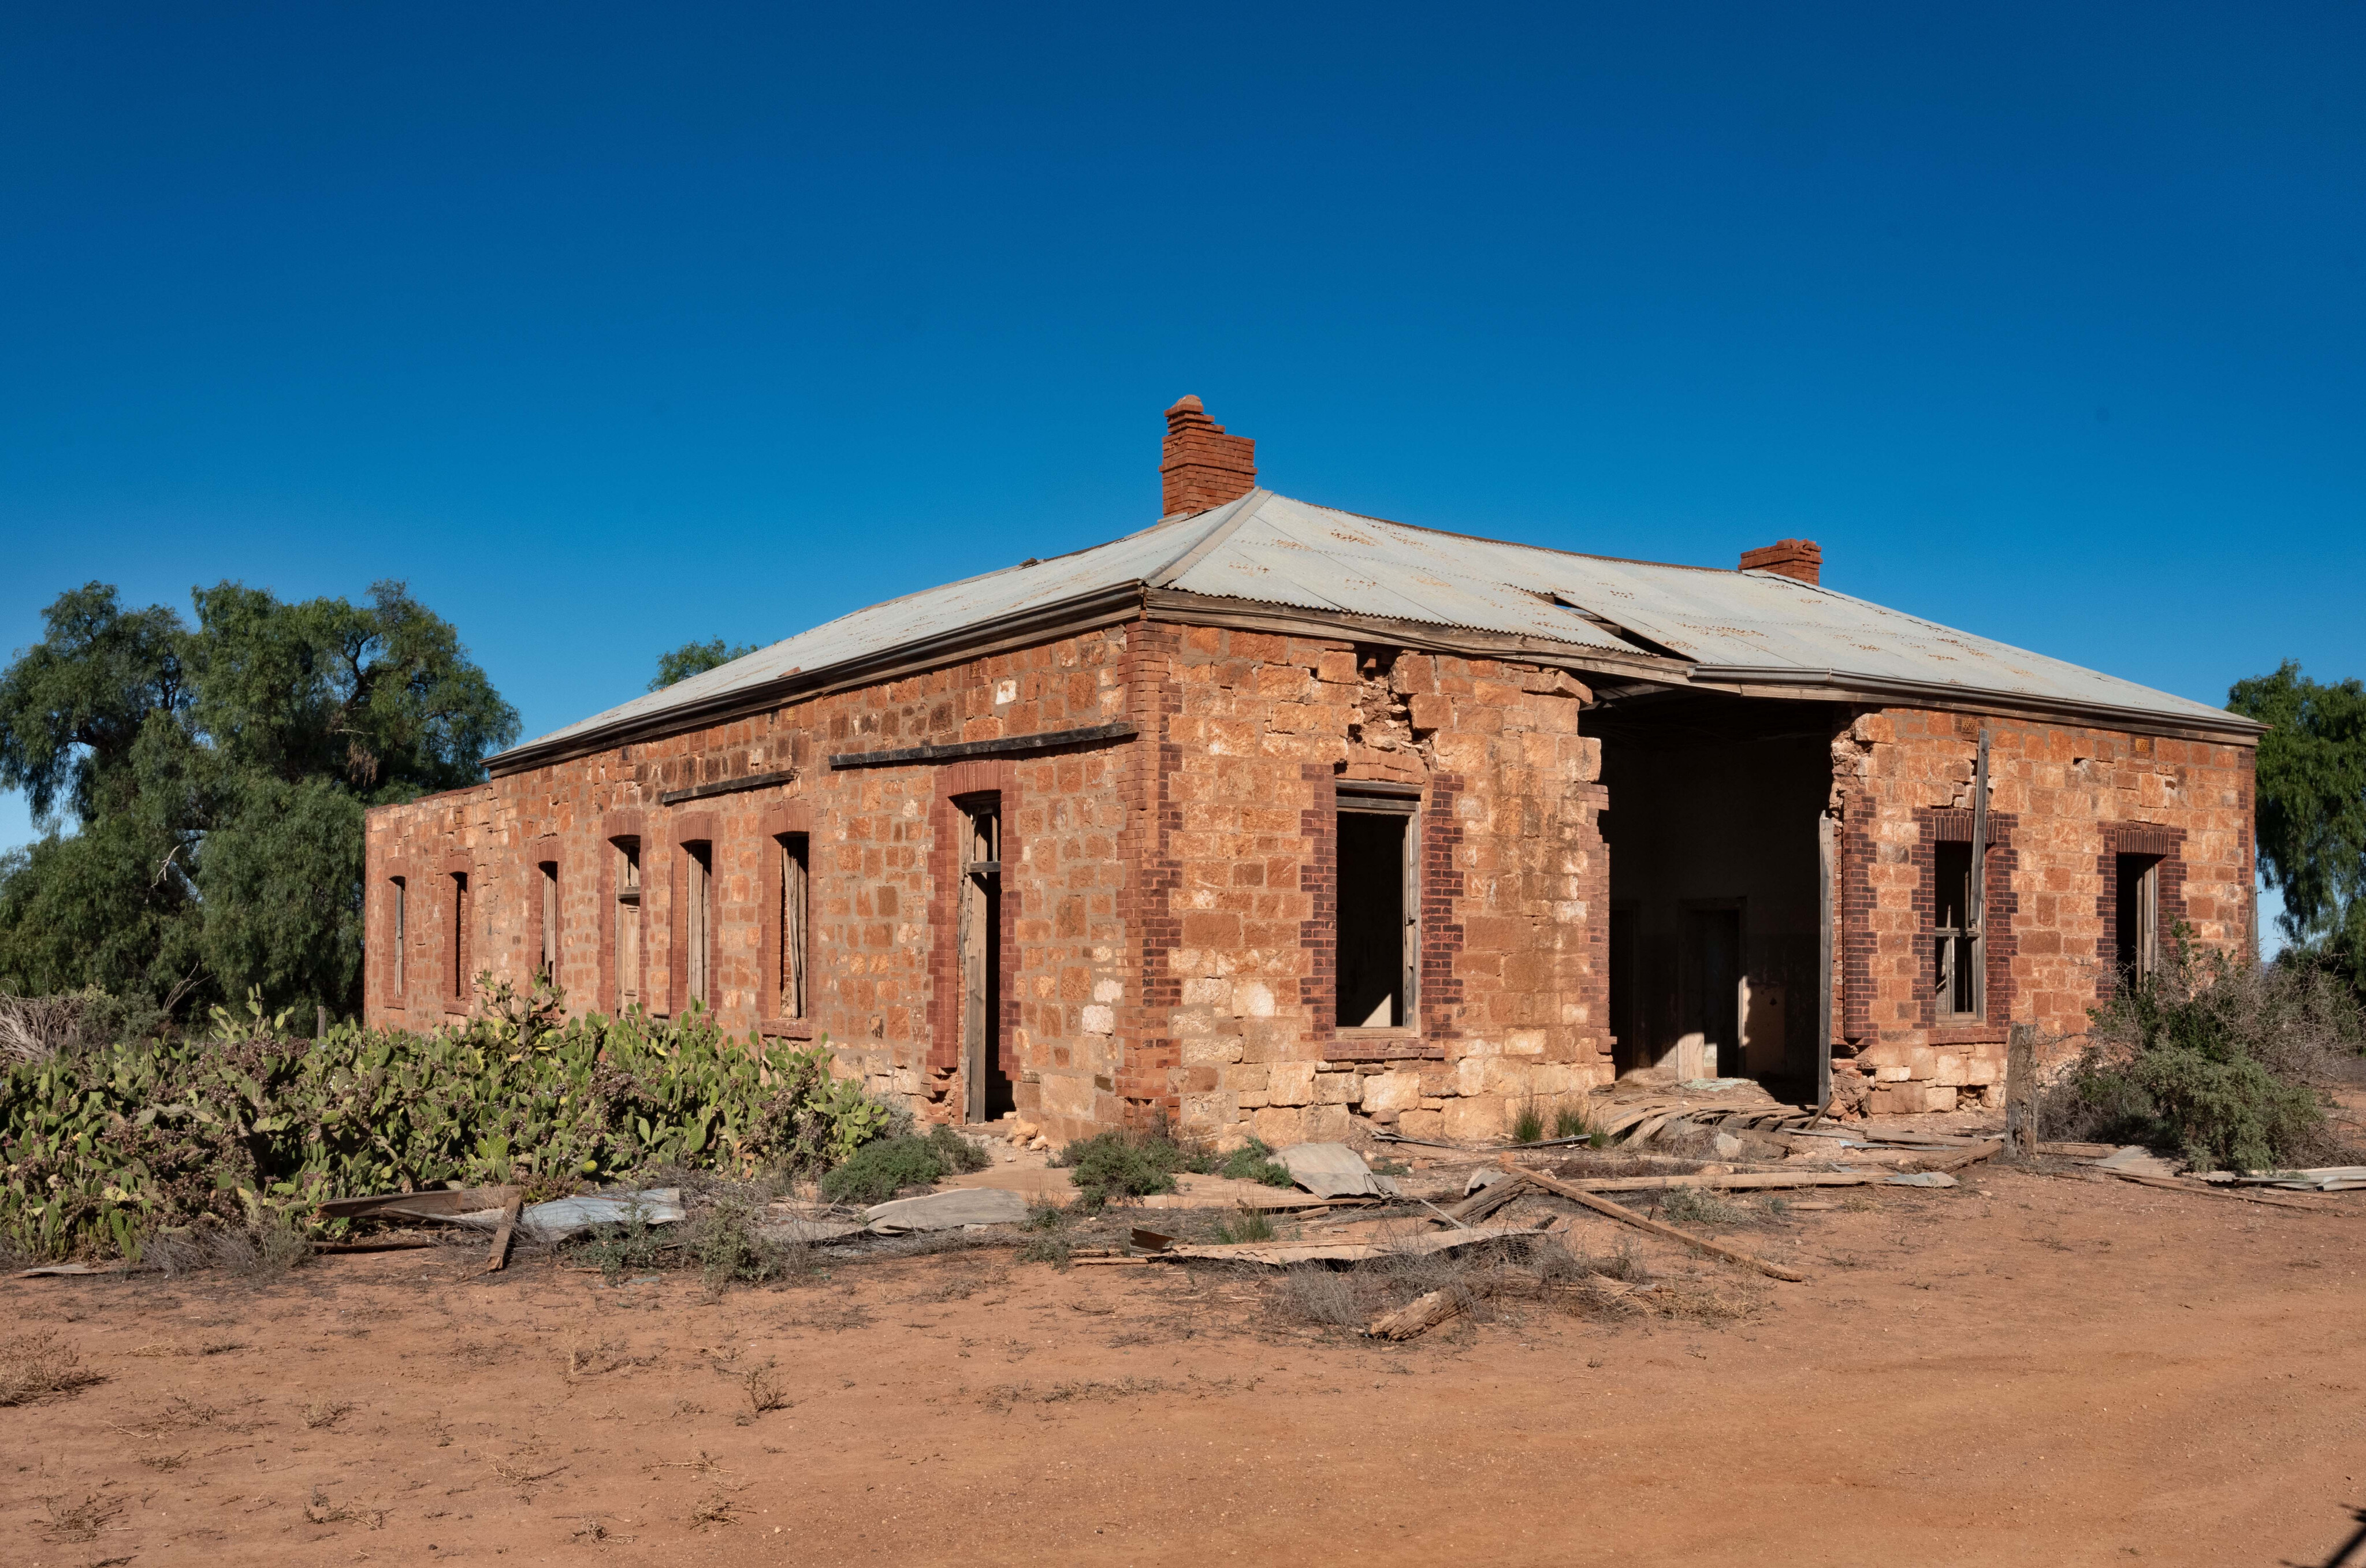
1155;1224;1535;1267
1917;1140;2005;1174
2103;1170;2340;1212
318;1186;520;1222
1130;1228;1175;1253
1515;1165;1809;1283
1366;1288;1464;1341
483;1193;524;1273
1554;1172;1876;1194
1072;1257;1153;1267
1624;1112;1678;1145
313;1239;441;1254
1413;1197;1474;1231
2036;1141;2120;1159
1441;1172;1531;1224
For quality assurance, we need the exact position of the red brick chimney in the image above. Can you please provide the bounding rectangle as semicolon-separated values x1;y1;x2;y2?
1160;396;1256;516
1739;538;1822;585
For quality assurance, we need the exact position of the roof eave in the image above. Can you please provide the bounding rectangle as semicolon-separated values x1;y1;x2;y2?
484;580;1151;778
1684;664;2265;742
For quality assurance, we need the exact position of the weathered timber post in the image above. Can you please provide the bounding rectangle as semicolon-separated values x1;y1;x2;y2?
2004;1023;2038;1159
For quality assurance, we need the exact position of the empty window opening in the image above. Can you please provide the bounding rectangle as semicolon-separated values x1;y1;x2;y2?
1336;789;1417;1030
614;837;643;1014
778;833;809;1019
1933;841;1981;1019
449;871;470;1000
955;796;1010;1122
538;862;559;984
390;877;407;997
2115;852;2161;989
683;841;713;1011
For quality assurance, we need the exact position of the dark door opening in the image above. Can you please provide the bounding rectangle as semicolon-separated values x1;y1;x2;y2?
957;798;1011;1122
1609;904;1640;1074
1336;808;1412;1028
1680;906;1742;1081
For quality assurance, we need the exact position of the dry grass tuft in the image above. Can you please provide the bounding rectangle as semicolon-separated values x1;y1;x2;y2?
303;1399;355;1429
40;1489;125;1541
210;1217;312;1277
688;1483;748;1528
743;1360;791;1416
0;1331;105;1406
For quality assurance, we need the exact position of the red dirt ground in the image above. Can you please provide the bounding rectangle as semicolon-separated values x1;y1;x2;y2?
7;1163;2364;1568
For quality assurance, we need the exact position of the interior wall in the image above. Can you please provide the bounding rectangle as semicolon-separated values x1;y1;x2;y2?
1601;730;1829;1085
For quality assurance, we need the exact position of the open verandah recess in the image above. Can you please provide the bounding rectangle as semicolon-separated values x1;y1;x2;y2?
1592;688;1847;1106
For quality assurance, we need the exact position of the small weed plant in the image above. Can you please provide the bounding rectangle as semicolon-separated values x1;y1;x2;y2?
1212;1208;1277;1244
1511;1099;1546;1145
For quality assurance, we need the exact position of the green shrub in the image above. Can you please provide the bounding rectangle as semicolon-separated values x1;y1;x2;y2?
1214;1137;1293;1187
687;1187;797;1290
2042;938;2361;1172
1056;1127;1191;1209
0;981;897;1261
815;1125;989;1206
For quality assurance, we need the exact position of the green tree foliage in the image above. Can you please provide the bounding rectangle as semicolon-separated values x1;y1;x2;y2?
0;581;518;1017
650;638;758;691
2229;662;2366;984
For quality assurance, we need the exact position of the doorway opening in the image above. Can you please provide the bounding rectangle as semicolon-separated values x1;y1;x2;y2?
1593;690;1839;1098
955;795;1011;1122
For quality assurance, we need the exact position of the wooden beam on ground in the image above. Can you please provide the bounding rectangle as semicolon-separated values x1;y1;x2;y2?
1554;1172;1876;1193
1513;1164;1810;1283
1441;1173;1531;1224
483;1194;524;1273
2103;1170;2342;1213
1918;1139;2004;1174
1366;1288;1465;1341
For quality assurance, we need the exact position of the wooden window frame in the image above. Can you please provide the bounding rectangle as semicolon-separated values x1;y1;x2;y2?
389;874;407;1000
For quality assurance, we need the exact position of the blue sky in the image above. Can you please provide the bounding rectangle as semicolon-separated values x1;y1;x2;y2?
5;4;2361;949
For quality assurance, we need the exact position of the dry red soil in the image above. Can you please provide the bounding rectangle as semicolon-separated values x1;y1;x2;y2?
7;1166;2364;1568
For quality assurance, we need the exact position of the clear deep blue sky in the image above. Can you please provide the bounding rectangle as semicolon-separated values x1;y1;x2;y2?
4;5;2361;945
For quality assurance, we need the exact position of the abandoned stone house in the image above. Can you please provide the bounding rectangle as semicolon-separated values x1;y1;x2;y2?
363;396;2261;1145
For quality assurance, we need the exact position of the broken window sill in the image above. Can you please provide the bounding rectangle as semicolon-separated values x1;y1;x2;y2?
759;1018;817;1041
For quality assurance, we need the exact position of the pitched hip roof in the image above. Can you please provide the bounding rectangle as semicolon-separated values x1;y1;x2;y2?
488;490;2257;773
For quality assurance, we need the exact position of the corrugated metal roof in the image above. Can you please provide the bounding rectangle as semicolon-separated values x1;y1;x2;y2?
494;489;2249;766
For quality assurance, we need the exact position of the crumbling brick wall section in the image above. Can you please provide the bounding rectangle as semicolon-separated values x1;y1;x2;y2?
364;625;1134;1137
1827;707;2254;1115
1149;628;1610;1149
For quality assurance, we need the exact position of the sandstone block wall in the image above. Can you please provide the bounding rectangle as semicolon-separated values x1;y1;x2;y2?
1829;707;2254;1115
1133;626;1611;1149
367;625;1136;1137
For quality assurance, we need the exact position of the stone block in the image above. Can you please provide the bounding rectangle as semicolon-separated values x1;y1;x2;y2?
1361;1070;1423;1113
1965;1053;1999;1086
1267;1061;1315;1107
1933;1051;1968;1087
1396;1108;1445;1141
1441;1094;1504;1144
1251;1105;1308;1146
1314;1072;1362;1105
1874;1063;1913;1083
1303;1104;1357;1142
